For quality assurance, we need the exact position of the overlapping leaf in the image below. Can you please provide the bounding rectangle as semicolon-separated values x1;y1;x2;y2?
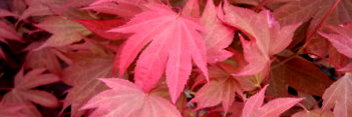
0;11;18;43
221;3;300;76
274;0;352;34
190;55;271;114
63;0;96;9
242;85;303;117
24;47;67;75
268;55;333;97
320;23;352;58
81;78;182;117
84;0;143;18
182;0;200;17
201;0;234;63
0;19;21;43
0;8;18;17
0;104;29;117
62;51;114;117
73;19;127;40
35;16;90;49
1;0;351;116
0;49;5;59
190;64;242;113
89;0;143;6
1;68;60;117
109;4;208;103
230;0;298;6
322;73;352;117
20;0;65;20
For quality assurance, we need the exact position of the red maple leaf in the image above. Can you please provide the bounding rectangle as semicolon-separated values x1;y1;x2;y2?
109;3;208;103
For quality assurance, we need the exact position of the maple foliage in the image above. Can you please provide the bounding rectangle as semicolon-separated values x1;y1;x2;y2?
34;16;91;49
320;23;352;58
0;104;29;117
241;85;302;117
83;1;143;18
109;3;209;103
1;68;60;116
322;73;352;117
0;0;352;116
268;55;333;97
190;63;243;113
221;2;301;76
73;19;128;40
0;19;21;43
201;0;234;63
82;78;182;117
0;49;5;59
61;48;115;117
292;109;333;117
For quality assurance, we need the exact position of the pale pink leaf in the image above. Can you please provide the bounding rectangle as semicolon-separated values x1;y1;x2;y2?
242;85;267;117
242;85;303;117
81;78;182;117
268;22;301;55
322;73;352;117
320;23;352;58
201;0;234;63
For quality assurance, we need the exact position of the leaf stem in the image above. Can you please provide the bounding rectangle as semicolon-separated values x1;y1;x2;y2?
271;54;297;70
273;0;341;70
297;0;341;53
